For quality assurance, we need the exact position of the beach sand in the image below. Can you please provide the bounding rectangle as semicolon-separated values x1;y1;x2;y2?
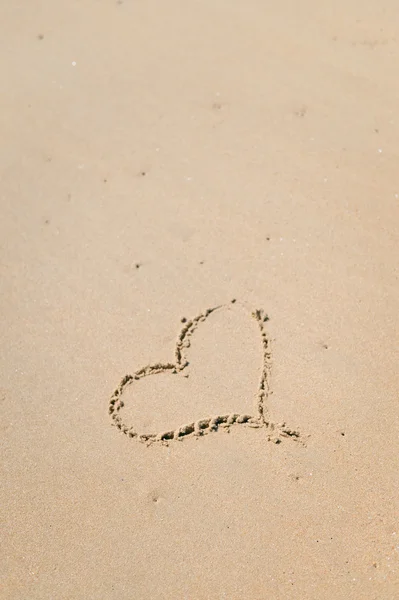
1;1;398;598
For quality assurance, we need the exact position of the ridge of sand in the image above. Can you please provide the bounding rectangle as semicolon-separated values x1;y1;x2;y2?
109;300;302;444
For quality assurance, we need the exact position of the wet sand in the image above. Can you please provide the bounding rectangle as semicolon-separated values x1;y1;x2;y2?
1;1;398;598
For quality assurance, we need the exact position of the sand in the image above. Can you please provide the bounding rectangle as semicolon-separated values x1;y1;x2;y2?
1;1;398;598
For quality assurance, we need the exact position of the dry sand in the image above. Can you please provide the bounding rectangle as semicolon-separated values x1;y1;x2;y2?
1;1;398;598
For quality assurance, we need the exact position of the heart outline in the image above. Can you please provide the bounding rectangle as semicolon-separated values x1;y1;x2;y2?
109;300;301;445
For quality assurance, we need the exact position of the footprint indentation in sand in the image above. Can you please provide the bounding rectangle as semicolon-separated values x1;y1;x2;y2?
109;301;302;445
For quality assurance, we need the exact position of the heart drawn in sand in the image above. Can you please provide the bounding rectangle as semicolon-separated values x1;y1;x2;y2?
109;300;302;446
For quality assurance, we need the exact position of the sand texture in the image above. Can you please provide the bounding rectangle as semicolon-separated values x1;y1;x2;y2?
1;1;399;598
